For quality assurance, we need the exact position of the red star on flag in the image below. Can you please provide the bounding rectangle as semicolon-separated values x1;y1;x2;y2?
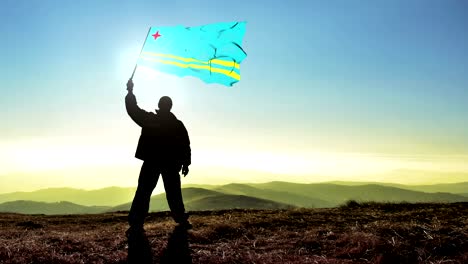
152;31;162;40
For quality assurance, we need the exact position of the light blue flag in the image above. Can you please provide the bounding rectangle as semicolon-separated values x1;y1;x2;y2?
137;21;247;87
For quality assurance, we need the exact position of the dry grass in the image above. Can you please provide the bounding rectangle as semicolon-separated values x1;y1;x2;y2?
0;202;467;263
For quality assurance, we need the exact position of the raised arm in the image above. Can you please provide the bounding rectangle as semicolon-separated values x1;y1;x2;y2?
125;79;154;127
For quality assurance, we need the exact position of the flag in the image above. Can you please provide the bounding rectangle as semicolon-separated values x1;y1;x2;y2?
138;21;247;87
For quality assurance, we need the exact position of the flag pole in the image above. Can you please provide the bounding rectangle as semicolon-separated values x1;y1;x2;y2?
130;27;152;80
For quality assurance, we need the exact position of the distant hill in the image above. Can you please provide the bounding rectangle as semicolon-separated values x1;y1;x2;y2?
327;181;468;194
110;187;293;212
182;184;221;189
400;182;468;194
2;182;467;214
0;200;110;215
0;187;136;206
186;194;294;210
214;183;332;207
248;182;468;207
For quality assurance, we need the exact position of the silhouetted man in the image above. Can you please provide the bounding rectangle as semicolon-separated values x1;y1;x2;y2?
125;79;191;234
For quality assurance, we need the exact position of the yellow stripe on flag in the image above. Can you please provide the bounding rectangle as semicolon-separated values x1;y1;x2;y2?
141;57;241;80
141;52;240;69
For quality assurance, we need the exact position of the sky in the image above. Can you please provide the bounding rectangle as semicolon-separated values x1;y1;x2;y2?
1;0;468;193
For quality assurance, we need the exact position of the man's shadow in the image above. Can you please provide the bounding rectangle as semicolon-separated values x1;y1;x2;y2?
127;226;192;264
160;225;192;264
127;231;153;264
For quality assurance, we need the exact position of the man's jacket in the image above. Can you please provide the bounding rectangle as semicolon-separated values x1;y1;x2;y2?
125;93;191;166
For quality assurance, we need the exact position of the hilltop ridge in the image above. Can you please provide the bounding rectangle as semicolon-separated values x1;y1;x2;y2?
0;182;467;215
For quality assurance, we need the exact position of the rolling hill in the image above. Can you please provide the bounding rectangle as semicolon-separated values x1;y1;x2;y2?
1;182;467;214
110;187;294;212
398;182;468;194
0;187;136;206
0;200;110;215
214;183;332;207
328;181;468;194
248;182;468;206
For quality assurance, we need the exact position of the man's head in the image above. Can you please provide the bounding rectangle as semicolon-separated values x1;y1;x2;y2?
158;96;173;112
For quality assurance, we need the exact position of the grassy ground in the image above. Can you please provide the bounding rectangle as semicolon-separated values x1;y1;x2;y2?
0;202;467;263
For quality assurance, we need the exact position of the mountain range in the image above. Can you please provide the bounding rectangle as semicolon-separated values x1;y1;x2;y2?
0;187;135;206
326;181;468;194
0;181;466;215
110;187;294;212
0;200;108;215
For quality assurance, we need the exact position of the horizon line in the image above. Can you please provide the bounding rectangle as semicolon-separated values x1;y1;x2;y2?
1;180;467;195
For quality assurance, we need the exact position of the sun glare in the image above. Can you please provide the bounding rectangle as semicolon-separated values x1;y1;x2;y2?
131;66;191;111
1;139;132;174
2;136;468;191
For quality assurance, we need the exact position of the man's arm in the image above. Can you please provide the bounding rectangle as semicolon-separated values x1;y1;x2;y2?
125;79;154;127
180;122;191;176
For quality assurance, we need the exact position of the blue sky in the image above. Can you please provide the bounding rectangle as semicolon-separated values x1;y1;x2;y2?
1;0;468;191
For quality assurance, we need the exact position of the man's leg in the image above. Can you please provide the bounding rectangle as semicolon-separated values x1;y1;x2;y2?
161;166;189;225
128;161;160;229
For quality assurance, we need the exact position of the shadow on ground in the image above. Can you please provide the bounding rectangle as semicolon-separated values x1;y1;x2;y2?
161;226;192;264
127;225;192;264
127;230;153;264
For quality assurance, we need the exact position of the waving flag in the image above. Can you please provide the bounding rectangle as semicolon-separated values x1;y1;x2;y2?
137;21;247;87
